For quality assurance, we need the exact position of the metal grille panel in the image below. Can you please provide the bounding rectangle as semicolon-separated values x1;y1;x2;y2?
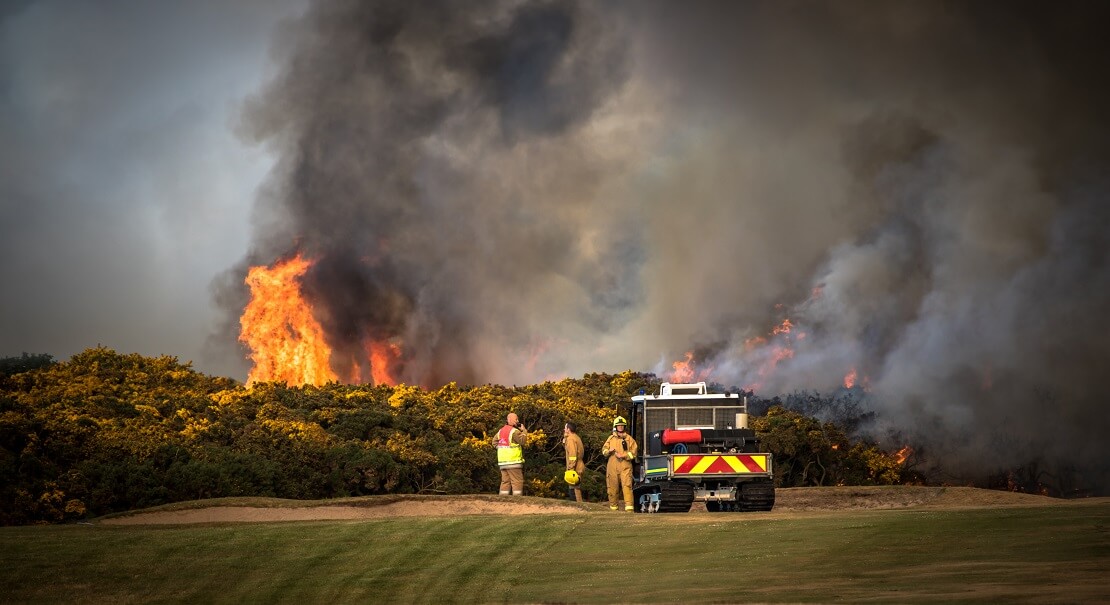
714;407;744;429
646;409;673;437
644;406;748;434
676;408;714;428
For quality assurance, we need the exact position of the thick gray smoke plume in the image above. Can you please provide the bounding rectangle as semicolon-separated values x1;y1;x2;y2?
220;0;1110;488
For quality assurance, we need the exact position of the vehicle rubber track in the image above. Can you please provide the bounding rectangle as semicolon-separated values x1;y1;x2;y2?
634;480;695;513
704;481;775;512
658;480;695;512
738;480;775;511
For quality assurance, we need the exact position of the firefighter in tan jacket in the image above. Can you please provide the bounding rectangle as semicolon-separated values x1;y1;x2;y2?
602;416;638;511
563;422;585;502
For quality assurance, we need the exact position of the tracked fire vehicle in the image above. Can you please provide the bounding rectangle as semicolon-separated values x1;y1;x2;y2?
629;382;775;513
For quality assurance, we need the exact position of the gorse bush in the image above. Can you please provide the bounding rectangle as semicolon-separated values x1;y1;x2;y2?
0;348;912;524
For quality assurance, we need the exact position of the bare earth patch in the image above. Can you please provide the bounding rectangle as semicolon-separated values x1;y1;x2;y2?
101;497;589;525
102;486;1105;525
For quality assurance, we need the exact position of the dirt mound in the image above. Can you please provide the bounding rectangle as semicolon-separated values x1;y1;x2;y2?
102;486;1090;525
101;496;590;525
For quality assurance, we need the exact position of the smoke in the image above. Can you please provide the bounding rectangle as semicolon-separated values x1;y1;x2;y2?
221;0;1110;487
222;0;636;385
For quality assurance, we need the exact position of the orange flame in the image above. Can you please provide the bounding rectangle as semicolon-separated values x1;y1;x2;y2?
844;368;858;389
765;346;795;372
368;340;401;386
743;336;768;350
893;446;913;465
742;316;798;391
344;339;402;386
771;318;794;335
670;351;712;383
671;351;695;382
239;254;403;387
239;253;337;386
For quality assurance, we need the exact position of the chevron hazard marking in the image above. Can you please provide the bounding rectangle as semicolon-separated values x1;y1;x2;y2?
672;454;768;474
737;455;768;472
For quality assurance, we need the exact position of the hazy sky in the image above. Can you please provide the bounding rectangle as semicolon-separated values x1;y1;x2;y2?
3;1;1109;484
0;0;308;375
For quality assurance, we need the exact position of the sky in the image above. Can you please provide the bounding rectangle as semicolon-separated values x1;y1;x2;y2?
0;0;308;376
2;1;1109;486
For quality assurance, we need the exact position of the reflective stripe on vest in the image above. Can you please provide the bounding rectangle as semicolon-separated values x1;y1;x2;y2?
497;425;524;467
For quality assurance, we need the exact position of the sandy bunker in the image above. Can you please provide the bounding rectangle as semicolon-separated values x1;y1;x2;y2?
101;486;1093;526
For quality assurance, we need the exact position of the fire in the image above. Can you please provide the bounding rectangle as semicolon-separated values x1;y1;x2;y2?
844;368;858;389
345;339;402;386
843;367;872;391
893;446;913;465
764;345;795;374
671;351;695;382
239;253;337;386
240;253;404;387
741;316;799;391
368;340;402;386
771;318;794;335
670;351;712;383
743;336;767;350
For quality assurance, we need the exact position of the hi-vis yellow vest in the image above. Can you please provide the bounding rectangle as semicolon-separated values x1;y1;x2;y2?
496;425;524;467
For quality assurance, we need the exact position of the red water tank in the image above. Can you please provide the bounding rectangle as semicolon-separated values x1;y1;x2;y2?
662;428;702;445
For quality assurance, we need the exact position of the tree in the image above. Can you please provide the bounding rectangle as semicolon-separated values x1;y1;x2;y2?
0;353;56;377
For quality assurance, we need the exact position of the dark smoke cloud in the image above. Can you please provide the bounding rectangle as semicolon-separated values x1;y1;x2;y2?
226;0;632;384
224;0;1110;488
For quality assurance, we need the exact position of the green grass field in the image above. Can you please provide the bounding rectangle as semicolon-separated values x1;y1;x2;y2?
2;500;1108;604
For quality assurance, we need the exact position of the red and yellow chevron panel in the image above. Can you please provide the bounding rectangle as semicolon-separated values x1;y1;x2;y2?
672;454;769;475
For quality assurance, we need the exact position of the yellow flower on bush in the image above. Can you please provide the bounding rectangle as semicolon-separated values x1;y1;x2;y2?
460;434;491;450
385;431;437;467
524;429;546;447
261;418;330;444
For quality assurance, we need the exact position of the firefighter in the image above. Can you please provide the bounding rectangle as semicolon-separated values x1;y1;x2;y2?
602;416;638;511
494;412;528;495
563;422;585;502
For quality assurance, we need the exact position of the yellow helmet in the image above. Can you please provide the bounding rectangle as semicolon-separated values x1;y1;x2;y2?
612;416;627;428
564;470;580;485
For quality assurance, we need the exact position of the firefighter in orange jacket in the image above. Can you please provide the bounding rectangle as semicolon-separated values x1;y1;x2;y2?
563;422;585;502
602;416;638;511
494;412;528;495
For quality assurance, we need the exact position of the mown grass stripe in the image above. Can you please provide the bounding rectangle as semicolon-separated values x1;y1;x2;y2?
0;503;1107;604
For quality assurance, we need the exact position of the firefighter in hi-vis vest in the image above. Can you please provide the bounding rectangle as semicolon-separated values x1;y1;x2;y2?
602;416;638;511
563;422;585;502
495;412;528;495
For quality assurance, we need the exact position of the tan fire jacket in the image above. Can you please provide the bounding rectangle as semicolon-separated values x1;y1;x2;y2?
564;432;585;472
602;431;638;464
